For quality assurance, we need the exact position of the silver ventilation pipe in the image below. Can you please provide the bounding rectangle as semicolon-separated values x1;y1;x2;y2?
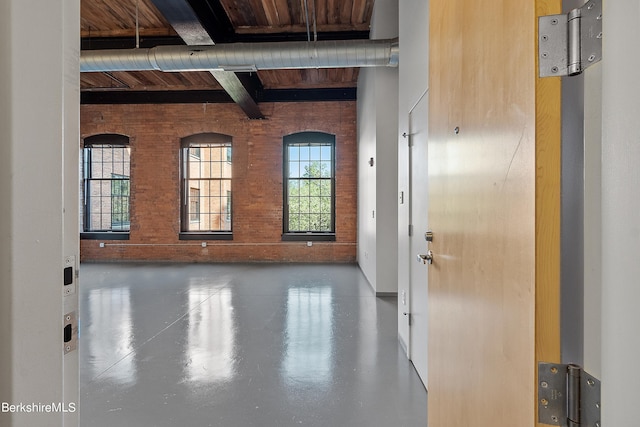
80;38;399;73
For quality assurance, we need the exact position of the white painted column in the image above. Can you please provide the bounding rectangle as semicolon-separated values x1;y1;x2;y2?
356;0;399;295
600;0;640;424
0;1;79;426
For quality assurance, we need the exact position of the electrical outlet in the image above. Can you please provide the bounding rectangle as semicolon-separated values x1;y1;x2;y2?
99;242;105;248
201;242;207;248
307;241;313;247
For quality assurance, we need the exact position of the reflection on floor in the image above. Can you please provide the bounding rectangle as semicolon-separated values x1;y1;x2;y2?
79;263;427;427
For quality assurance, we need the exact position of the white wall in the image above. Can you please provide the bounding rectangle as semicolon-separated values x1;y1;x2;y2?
0;0;11;416
0;1;79;426
600;0;640;423
357;68;378;289
375;67;399;294
356;0;399;294
396;0;429;350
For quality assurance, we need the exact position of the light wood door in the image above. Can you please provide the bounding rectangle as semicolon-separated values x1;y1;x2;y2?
427;0;561;425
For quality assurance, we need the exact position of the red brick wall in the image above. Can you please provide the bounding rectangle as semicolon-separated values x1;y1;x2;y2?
80;102;357;262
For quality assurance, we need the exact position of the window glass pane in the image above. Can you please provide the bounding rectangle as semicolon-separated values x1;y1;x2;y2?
299;146;309;161
288;180;300;194
189;187;200;222
222;156;232;179
304;161;320;178
309;145;321;161
308;213;321;230
289;146;299;162
289;161;300;178
320;145;331;161
302;179;312;196
320;197;331;214
320;161;332;178
320;180;331;197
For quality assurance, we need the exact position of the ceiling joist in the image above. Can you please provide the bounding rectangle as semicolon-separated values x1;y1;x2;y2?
151;0;265;119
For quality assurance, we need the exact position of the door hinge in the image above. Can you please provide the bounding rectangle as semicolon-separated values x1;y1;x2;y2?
538;0;602;77
538;363;601;426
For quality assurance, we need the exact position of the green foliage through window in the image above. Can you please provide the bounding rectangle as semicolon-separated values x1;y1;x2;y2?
284;134;335;234
111;175;130;230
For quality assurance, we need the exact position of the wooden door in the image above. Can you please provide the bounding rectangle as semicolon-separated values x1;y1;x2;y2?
427;0;562;425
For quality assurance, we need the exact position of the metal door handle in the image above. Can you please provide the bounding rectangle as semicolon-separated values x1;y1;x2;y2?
417;250;434;265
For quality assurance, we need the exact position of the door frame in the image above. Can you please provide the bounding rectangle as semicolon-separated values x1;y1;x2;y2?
407;89;429;381
535;1;563;424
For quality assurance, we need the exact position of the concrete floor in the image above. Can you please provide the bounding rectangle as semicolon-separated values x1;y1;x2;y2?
79;263;427;427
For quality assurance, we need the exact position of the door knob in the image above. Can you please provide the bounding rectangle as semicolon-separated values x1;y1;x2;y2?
417;250;434;265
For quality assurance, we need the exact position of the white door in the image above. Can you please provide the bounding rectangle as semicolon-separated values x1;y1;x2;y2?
408;92;429;383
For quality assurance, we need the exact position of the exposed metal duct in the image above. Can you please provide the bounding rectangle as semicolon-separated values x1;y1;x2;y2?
80;38;399;73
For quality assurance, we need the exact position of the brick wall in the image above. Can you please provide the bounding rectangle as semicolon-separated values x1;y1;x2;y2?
80;102;357;263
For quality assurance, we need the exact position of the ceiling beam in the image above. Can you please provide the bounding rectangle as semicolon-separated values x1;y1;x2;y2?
233;30;370;43
185;0;236;43
81;36;185;50
81;88;356;105
258;88;357;102
151;0;264;119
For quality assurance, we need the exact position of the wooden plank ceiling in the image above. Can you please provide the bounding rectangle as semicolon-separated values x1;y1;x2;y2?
80;0;374;95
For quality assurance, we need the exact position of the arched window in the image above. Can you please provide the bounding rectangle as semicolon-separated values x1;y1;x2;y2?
180;133;233;239
82;134;130;238
283;132;336;240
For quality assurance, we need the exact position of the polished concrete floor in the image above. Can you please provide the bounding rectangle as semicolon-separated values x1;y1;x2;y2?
79;263;427;427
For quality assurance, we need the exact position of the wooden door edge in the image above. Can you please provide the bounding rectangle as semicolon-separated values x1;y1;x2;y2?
535;0;563;425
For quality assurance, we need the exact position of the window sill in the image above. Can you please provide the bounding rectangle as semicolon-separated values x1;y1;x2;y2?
282;233;336;242
81;232;130;240
179;232;233;241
